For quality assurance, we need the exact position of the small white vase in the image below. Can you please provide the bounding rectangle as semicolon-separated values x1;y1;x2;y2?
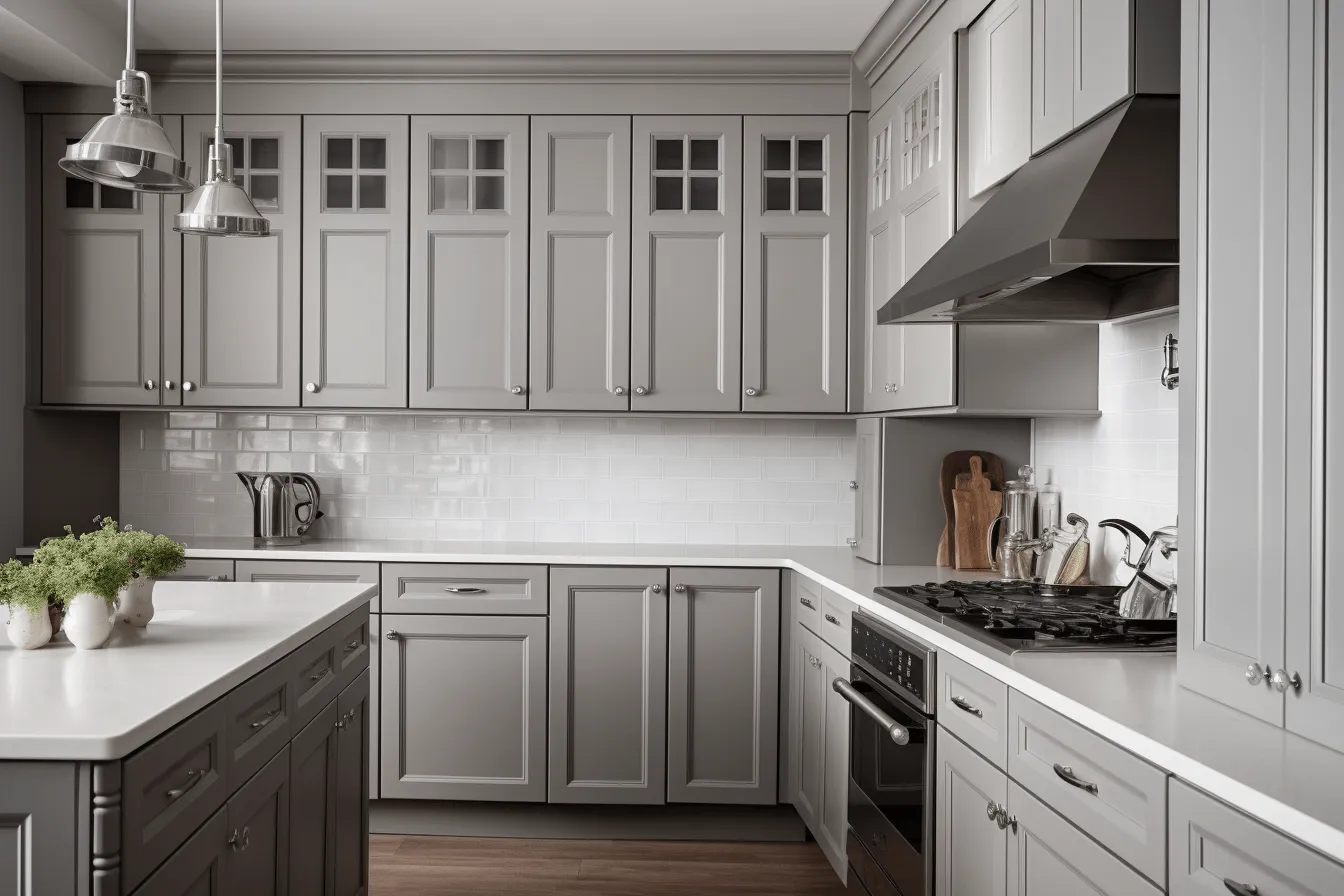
64;593;114;649
116;577;157;627
5;605;53;650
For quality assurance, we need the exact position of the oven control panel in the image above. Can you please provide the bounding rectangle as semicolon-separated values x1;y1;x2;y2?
852;614;930;709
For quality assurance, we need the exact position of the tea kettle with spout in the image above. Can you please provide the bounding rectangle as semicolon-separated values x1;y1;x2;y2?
237;472;323;545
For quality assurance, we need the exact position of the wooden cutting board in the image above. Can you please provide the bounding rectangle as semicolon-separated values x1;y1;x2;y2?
951;455;1003;571
936;451;1006;566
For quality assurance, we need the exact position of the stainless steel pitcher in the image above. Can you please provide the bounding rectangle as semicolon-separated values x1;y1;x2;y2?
237;472;323;545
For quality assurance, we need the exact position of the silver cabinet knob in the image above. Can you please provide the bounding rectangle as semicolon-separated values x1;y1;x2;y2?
1222;880;1260;896
306;382;320;393
848;480;859;490
1272;669;1302;693
674;583;686;593
143;379;156;390
164;379;176;391
650;583;662;594
846;538;858;548
182;381;196;392
385;630;401;641
511;385;525;395
614;386;628;396
1246;663;1267;686
987;801;1000;822
745;388;759;397
634;386;648;395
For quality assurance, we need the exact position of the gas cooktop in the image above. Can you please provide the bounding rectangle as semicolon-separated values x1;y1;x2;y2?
873;580;1177;654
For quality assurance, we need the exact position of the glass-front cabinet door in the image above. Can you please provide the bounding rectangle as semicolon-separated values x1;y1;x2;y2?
180;115;301;407
303;116;409;408
411;115;528;410
42;115;165;405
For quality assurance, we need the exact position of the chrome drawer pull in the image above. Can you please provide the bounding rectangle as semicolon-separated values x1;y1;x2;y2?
444;586;486;594
825;613;840;625
309;668;331;683
951;696;983;718
249;708;281;730
165;768;207;801
799;597;815;610
1052;763;1099;794
343;640;361;652
1222;881;1258;896
833;678;910;746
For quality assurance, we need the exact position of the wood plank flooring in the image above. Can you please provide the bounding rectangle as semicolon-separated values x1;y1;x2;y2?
369;834;849;895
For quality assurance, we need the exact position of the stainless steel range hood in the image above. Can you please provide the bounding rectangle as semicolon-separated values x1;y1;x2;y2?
878;96;1179;324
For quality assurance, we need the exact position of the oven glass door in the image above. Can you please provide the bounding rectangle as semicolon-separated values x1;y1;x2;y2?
848;664;930;873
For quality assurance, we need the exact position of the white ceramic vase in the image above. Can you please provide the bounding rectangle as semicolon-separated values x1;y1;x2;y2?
64;593;114;649
5;605;52;650
116;577;156;627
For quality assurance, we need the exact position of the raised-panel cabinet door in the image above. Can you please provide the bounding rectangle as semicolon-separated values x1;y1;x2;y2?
334;672;370;896
793;628;825;832
630;116;742;412
368;615;379;796
410;115;527;410
529;116;632;411
667;568;780;805
303;116;409;408
1074;0;1132;126
380;614;547;802
223;744;290;896
854;418;881;559
1031;0;1074;152
815;636;850;879
182;115;301;407
968;0;1033;196
42;115;163;405
935;726;1008;896
548;566;668;804
1178;0;1290;726
743;117;848;413
287;699;340;896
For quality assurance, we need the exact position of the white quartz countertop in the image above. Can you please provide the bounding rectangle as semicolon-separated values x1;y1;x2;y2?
0;581;375;761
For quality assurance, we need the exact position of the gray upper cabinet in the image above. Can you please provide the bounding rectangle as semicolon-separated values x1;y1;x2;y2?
410;115;528;410
42;115;164;406
968;0;1032;196
631;116;742;412
936;726;1008;896
1031;0;1131;153
548;566;668;804
182;115;301;407
380;614;547;802
666;568;780;805
303;115;409;408
529;116;633;412
1031;0;1076;153
742;117;848;414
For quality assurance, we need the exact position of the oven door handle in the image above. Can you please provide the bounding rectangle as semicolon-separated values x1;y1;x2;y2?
833;678;911;746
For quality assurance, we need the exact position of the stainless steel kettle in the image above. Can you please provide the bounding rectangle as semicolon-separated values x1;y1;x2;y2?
1098;520;1178;619
237;472;323;545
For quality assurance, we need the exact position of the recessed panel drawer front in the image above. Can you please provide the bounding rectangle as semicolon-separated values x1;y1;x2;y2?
1008;691;1168;884
818;588;853;656
381;563;549;615
291;632;341;732
224;657;293;788
938;652;1009;770
121;703;229;894
332;609;371;689
794;574;823;635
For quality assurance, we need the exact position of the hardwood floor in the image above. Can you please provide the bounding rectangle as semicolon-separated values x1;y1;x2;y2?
369;834;849;895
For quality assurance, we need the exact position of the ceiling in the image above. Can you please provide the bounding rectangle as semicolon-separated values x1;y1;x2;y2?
123;0;888;53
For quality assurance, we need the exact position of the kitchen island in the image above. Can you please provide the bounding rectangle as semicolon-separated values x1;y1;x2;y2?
0;581;375;896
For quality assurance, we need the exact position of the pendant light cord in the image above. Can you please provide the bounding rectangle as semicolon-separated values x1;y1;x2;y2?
125;0;136;71
213;0;224;149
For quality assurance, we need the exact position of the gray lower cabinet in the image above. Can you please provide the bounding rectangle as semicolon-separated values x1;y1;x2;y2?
181;115;302;408
380;563;548;615
368;615;379;799
288;699;341;896
529;116;633;412
742;116;848;413
302;115;409;408
1169;779;1344;896
630;115;742;412
233;561;380;609
790;622;824;833
333;674;370;896
161;560;235;582
42;115;166;406
936;726;1008;896
410;115;529;410
0;763;81;896
791;624;849;879
380;614;547;802
130;809;230;896
223;745;290;896
666;568;780;805
548;566;668;804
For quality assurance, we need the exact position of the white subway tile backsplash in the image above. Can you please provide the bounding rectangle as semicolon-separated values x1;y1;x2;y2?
121;414;857;546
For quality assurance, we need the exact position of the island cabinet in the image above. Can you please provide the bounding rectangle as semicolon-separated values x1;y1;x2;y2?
410;115;529;410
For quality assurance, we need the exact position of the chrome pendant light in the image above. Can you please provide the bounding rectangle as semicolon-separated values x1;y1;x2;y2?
60;0;193;193
175;0;271;238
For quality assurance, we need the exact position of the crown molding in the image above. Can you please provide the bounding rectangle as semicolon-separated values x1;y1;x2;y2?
852;0;942;84
138;50;854;83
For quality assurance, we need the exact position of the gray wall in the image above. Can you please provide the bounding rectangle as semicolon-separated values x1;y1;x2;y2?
0;73;22;558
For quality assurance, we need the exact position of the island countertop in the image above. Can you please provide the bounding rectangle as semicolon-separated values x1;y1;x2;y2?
0;581;375;761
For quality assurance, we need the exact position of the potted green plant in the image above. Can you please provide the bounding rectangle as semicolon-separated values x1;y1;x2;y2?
31;521;134;650
0;560;54;650
113;524;187;627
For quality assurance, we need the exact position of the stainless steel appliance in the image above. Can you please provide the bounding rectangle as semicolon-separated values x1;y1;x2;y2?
237;472;322;545
837;612;936;896
874;581;1176;654
986;466;1040;581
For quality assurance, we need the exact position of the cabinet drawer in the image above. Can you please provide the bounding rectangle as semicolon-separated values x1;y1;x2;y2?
223;656;292;789
331;608;371;689
818;588;853;656
234;560;380;608
1008;691;1168;884
937;652;1009;770
794;574;823;635
1170;779;1344;896
127;806;228;896
121;703;228;893
160;559;234;582
381;563;548;614
290;627;343;733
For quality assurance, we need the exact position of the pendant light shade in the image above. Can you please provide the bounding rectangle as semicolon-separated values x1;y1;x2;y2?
60;1;192;194
175;0;271;238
